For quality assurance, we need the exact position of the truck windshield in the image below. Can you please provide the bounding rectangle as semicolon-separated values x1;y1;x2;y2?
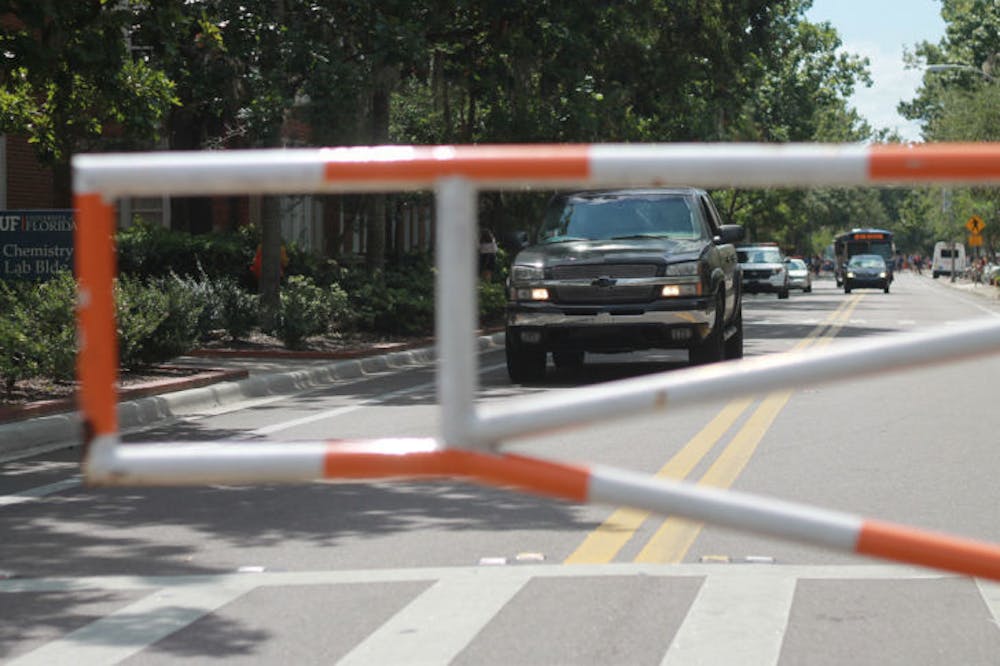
539;194;700;243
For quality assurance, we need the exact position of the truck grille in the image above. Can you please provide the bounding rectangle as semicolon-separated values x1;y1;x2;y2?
550;264;658;279
554;285;657;304
742;269;772;279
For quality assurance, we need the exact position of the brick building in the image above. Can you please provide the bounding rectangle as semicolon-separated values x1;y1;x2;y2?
1;132;434;259
1;134;55;209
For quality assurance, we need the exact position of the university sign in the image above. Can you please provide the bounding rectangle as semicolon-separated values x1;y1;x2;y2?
0;209;75;280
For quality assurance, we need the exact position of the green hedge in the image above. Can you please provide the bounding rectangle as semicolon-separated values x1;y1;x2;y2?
1;240;506;392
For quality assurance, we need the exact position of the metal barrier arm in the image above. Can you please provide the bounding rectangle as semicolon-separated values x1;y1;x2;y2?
73;142;1000;584
472;316;1000;445
86;438;1000;581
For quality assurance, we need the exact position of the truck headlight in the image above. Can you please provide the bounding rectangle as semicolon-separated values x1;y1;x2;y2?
514;287;550;301
846;271;855;278
661;283;701;297
511;265;544;282
666;261;699;276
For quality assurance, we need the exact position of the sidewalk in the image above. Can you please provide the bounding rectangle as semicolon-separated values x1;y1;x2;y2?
928;272;1000;300
0;331;506;462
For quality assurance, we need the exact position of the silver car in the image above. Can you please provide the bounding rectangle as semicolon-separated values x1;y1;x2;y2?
787;257;812;293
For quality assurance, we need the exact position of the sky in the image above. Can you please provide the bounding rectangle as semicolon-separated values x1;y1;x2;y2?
805;0;946;142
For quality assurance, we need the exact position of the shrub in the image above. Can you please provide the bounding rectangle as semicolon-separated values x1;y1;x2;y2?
478;280;507;328
272;275;336;349
175;272;259;342
0;281;43;394
28;271;78;380
115;275;169;370
117;221;256;284
218;280;260;341
132;275;205;364
342;252;436;336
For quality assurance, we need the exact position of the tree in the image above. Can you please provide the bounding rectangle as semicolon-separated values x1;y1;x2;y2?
899;0;1000;258
0;2;177;205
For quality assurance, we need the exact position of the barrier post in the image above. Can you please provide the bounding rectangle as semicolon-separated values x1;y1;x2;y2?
435;177;483;449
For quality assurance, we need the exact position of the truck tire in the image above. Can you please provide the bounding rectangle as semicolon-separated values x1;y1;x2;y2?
505;332;546;383
690;291;725;365
723;308;744;360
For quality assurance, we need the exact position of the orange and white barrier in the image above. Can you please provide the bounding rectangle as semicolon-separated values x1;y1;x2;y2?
89;437;1000;581
73;142;1000;581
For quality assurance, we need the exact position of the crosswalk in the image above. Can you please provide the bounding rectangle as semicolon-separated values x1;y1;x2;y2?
4;564;1000;665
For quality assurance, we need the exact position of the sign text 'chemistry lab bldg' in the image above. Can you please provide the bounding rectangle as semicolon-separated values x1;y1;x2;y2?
0;210;74;280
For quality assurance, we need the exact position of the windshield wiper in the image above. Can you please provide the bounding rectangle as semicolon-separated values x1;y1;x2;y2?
608;234;669;240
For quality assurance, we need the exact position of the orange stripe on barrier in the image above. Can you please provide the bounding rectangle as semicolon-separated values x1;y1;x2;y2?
323;445;590;502
323;145;590;183
74;193;118;438
869;143;1000;182
857;519;1000;581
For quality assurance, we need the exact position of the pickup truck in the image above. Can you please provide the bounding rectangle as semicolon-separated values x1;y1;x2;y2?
505;188;745;383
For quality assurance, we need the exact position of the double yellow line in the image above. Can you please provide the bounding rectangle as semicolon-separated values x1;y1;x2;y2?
565;294;864;564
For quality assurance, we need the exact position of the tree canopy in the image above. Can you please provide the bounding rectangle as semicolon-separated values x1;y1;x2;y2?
6;0;974;260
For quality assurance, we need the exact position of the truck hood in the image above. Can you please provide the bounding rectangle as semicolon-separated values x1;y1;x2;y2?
516;238;706;266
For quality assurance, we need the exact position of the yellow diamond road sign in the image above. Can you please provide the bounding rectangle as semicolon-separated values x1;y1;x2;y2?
966;215;986;234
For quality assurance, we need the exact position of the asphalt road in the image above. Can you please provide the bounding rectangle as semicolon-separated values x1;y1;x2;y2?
3;272;1000;665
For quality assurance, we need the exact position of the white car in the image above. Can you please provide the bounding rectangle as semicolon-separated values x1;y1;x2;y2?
787;258;812;293
737;244;790;299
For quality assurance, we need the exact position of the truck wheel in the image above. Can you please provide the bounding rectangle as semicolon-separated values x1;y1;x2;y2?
723;308;743;360
505;333;546;383
552;350;584;369
690;291;725;365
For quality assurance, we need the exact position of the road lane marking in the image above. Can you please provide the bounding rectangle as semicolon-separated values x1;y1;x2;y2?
5;584;248;666
634;295;863;563
635;391;792;563
977;580;1000;630
660;573;796;666
0;477;82;507
2;565;955;663
564;295;862;565
564;398;753;564
337;572;532;666
251;362;508;435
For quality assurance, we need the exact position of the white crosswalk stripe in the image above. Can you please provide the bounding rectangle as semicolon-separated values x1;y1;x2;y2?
1;564;966;664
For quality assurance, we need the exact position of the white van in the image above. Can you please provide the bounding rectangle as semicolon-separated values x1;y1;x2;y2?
932;241;967;278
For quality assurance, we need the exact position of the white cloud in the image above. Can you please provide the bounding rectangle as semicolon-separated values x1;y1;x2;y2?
843;40;925;141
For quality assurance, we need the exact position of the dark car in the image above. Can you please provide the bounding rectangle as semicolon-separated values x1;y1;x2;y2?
844;254;890;293
504;188;745;382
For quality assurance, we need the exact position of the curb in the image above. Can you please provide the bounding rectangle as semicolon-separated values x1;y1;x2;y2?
0;332;505;462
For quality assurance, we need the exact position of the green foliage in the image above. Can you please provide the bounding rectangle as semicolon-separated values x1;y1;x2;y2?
271;275;341;350
218;281;261;342
136;276;205;364
117;221;256;283
478;281;507;328
0;273;78;391
115;275;169;370
0;281;44;393
0;3;177;163
27;271;79;380
342;254;436;337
